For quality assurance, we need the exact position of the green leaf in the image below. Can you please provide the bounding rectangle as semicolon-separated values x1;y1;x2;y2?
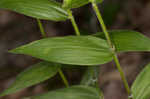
0;61;60;96
94;30;150;52
63;0;103;9
131;63;150;99
0;0;68;21
28;85;103;99
80;66;99;86
10;36;113;65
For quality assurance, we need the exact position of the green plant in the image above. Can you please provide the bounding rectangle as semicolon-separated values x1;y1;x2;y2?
0;0;150;99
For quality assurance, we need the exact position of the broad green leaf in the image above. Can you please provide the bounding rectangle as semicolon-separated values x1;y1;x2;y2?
10;36;113;65
80;66;99;86
63;0;103;9
28;85;103;99
0;0;68;21
94;30;150;52
0;61;60;96
131;63;150;99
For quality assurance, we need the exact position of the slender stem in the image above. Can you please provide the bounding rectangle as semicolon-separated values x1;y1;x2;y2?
113;54;131;95
58;68;69;87
37;19;47;38
36;19;69;87
67;10;80;36
90;1;131;96
91;2;112;47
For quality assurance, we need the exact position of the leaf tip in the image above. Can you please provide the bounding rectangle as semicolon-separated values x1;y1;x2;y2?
8;49;17;54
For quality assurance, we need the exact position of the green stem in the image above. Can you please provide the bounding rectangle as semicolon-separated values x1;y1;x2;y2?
91;2;112;47
67;10;80;36
113;54;131;95
36;19;69;87
37;19;47;38
90;1;131;96
58;68;69;87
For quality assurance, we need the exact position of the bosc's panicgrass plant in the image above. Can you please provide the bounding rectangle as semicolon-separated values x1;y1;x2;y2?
0;0;150;99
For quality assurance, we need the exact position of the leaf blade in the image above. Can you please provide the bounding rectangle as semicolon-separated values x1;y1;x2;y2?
0;61;60;96
63;0;103;9
10;36;113;65
0;0;68;21
94;30;150;52
29;85;103;99
131;64;150;99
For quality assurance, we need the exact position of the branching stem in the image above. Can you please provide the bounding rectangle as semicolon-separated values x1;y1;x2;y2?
90;1;131;97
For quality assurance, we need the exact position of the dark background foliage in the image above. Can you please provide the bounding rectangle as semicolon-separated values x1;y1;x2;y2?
0;0;150;99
